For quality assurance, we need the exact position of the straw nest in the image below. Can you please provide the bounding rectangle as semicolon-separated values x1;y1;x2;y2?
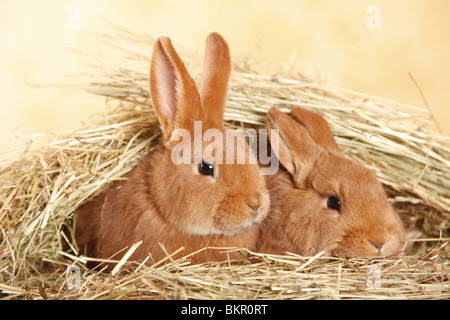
1;23;449;300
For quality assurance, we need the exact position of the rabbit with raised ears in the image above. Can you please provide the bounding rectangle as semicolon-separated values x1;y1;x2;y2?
75;32;270;267
257;106;405;257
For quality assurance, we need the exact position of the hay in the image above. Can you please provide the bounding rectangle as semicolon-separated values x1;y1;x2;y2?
1;249;449;300
0;22;449;300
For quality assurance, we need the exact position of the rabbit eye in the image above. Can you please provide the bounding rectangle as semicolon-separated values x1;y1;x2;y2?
327;196;341;213
198;162;214;177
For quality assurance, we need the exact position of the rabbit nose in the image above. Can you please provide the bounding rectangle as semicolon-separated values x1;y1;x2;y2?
369;240;384;255
247;204;259;215
368;225;387;255
247;193;262;216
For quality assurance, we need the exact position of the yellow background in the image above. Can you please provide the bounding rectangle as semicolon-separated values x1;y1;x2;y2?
1;0;449;161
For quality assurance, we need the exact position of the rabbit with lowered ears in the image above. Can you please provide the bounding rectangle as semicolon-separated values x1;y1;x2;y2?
257;106;406;258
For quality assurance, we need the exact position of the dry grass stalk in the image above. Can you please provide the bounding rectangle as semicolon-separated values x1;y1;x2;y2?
0;22;448;300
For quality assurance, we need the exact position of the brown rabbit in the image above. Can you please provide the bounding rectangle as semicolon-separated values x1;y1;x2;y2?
75;33;270;268
257;107;405;257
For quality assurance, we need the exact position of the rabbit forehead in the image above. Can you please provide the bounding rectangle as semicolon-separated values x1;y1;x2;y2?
165;130;262;181
193;128;257;164
307;153;382;197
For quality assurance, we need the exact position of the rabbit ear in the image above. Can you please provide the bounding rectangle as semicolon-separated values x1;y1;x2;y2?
266;107;319;180
149;37;202;140
290;107;340;153
198;32;232;128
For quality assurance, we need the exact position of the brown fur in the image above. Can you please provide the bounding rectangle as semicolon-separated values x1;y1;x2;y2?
75;33;270;269
257;107;405;257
